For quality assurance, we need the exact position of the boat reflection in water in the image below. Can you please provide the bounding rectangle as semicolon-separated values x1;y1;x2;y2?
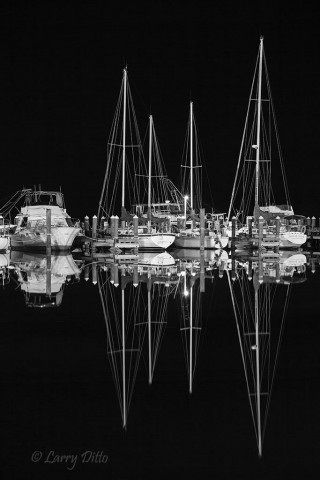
10;251;81;307
227;250;307;456
97;252;180;428
96;249;228;427
0;253;10;286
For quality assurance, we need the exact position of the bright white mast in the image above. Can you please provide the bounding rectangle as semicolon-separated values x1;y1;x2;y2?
190;101;194;210
148;115;153;226
254;37;264;207
121;68;127;210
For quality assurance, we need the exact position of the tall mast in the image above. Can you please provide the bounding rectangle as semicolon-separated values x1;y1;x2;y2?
148;115;153;224
121;68;127;209
254;37;264;207
190;102;194;210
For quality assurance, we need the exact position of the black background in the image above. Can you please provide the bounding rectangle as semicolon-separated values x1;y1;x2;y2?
1;1;320;218
1;1;320;478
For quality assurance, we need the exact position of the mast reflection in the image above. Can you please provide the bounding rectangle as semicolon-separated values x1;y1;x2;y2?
97;252;179;428
227;250;307;456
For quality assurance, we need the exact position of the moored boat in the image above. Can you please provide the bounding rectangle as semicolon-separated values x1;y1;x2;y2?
10;190;80;251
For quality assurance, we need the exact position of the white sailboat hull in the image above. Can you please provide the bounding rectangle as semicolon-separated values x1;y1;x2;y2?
174;234;229;249
279;231;307;248
11;227;81;251
138;233;175;249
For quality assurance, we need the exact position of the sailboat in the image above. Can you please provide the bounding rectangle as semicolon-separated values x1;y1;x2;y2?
227;251;306;456
98;69;175;250
174;102;229;249
227;37;307;248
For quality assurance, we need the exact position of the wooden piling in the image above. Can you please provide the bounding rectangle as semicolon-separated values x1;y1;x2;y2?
92;262;97;285
258;216;264;248
46;253;51;297
248;216;253;236
84;215;90;235
46;208;51;256
231;217;236;249
200;251;205;292
275;216;280;237
84;264;89;282
100;216;105;231
92;215;97;240
312;216;316;228
110;216;115;239
114;215;119;241
231;256;236;281
258;256;263;284
248;259;252;280
200;208;205;251
133;264;139;287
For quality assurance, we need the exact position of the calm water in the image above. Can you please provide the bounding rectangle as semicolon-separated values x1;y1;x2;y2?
1;249;320;478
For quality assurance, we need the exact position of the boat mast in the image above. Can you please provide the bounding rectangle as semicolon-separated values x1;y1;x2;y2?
190;101;194;210
148;115;153;227
122;68;127;211
254;37;264;208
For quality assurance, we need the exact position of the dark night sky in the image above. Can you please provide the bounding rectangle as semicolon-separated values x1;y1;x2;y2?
0;1;320;218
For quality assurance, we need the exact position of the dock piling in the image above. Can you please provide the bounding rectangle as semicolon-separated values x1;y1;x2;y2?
200;208;205;251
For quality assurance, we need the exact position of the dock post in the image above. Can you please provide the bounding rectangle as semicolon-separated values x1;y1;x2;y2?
200;208;205;251
275;260;280;283
133;215;139;243
46;253;51;297
84;215;90;236
46;208;52;256
92;215;97;240
200;251;205;293
248;259;252;281
110;216;115;239
231;217;236;249
92;262;97;285
311;257;316;274
0;215;3;235
114;215;119;243
248;216;253;237
312;216;316;229
133;263;139;287
258;216;264;249
307;217;311;226
84;264;90;282
258;255;263;284
231;255;236;282
276;216;280;237
114;263;119;287
100;216;105;231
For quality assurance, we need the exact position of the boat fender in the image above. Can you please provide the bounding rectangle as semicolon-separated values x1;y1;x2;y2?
300;226;306;234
